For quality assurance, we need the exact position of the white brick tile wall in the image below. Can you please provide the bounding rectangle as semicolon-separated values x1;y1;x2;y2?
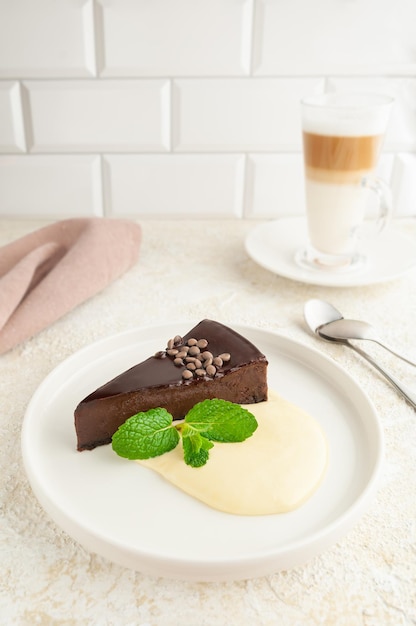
0;0;415;219
253;0;416;76
0;155;102;218
104;154;245;218
391;154;416;216
97;0;253;77
24;80;170;152
0;82;26;152
173;78;323;151
245;154;305;218
0;0;96;78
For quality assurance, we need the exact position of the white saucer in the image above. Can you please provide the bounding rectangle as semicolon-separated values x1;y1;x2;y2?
245;217;416;287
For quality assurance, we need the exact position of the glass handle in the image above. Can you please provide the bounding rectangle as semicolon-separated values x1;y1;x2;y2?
361;176;393;234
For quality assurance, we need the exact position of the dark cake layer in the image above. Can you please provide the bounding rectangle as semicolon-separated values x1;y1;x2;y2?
75;319;268;451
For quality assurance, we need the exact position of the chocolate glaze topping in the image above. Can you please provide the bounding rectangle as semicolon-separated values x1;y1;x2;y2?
82;319;266;403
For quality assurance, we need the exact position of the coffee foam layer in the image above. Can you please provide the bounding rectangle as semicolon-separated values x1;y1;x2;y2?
301;93;393;137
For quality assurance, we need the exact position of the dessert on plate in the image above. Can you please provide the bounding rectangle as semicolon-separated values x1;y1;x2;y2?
75;319;268;451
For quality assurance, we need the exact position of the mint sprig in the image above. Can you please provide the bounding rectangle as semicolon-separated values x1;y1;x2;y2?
185;398;258;442
112;399;258;468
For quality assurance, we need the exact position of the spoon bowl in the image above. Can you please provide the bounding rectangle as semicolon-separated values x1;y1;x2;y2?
303;299;343;335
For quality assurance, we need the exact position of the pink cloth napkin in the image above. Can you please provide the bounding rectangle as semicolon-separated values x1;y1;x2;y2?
0;218;141;354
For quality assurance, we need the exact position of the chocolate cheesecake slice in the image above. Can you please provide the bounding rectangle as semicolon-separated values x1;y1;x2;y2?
75;319;268;451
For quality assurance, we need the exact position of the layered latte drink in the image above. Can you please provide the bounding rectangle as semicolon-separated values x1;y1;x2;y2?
298;93;393;271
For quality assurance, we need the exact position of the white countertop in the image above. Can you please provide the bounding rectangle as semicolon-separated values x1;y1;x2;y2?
1;218;416;625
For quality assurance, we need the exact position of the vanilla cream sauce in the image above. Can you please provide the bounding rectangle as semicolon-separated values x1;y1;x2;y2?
136;391;328;515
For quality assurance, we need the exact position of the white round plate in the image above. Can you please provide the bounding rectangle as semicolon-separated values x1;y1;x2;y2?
22;323;383;582
245;217;416;287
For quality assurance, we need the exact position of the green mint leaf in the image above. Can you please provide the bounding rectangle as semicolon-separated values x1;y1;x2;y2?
184;398;258;443
112;407;180;460
182;424;214;467
111;399;258;469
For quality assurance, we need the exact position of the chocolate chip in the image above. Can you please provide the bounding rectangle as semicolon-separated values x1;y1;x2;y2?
188;346;200;356
206;364;216;377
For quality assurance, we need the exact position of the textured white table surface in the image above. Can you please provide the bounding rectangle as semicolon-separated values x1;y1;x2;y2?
1;218;416;626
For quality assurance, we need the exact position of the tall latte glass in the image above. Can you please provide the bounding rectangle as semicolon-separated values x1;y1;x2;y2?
296;93;394;272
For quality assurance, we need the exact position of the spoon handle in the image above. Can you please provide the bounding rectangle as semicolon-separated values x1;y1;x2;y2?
347;342;416;410
371;339;416;368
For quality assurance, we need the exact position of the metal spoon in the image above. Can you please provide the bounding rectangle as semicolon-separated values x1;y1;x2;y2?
311;301;416;367
304;299;416;410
